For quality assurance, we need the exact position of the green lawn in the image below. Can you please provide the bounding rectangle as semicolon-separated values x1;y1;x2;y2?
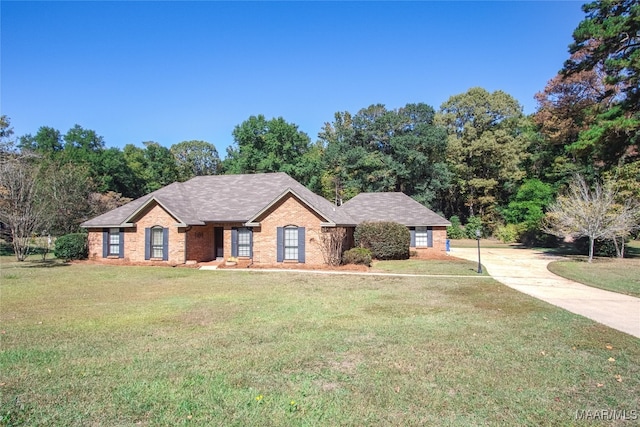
372;258;489;276
449;238;519;249
548;258;640;298
1;259;639;426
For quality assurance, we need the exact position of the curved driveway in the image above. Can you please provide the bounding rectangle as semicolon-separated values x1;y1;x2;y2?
452;247;640;338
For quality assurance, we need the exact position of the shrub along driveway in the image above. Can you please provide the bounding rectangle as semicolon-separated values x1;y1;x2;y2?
452;247;640;338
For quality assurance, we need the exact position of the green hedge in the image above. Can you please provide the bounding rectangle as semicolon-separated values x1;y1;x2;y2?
54;233;88;261
342;247;372;266
354;221;410;260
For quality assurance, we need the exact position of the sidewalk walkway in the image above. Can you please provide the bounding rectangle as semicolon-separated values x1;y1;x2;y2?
452;247;640;338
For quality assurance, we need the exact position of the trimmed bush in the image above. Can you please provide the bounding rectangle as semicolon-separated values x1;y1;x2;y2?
54;233;88;261
354;221;410;260
342;247;372;266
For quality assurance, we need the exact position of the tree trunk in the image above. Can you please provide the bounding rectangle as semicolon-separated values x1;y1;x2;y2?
612;236;621;258
588;236;594;263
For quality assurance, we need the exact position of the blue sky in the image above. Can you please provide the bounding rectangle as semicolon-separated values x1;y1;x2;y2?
2;1;585;156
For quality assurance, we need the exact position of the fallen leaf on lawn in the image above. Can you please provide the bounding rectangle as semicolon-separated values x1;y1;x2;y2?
596;383;604;387
615;375;622;382
608;357;615;362
606;345;613;350
540;351;546;356
187;415;192;420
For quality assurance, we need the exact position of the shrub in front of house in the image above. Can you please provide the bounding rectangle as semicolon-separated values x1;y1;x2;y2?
446;215;465;239
342;247;372;266
354;221;410;260
54;233;88;261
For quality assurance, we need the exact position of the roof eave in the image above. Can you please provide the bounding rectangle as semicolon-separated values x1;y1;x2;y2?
246;188;333;224
81;222;137;229
123;196;188;225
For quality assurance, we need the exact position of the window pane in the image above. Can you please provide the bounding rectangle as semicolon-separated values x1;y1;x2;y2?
238;228;251;257
109;228;120;255
284;227;298;260
415;226;428;247
152;228;164;258
152;228;163;245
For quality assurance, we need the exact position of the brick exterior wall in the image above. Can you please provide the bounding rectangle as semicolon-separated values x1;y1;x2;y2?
411;226;448;257
86;202;186;265
253;194;328;265
185;223;215;262
86;195;447;266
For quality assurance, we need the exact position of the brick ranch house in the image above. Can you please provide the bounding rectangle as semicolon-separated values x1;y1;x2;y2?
81;173;451;266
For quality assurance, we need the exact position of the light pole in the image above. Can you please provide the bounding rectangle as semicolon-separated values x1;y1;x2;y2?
475;229;482;274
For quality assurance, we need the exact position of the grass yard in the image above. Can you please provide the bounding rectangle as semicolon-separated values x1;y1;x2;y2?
548;258;640;298
449;239;518;249
372;258;489;276
1;259;639;426
547;240;640;298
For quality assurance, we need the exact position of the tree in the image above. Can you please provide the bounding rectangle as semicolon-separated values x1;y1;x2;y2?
93;147;141;197
564;0;639;111
0;115;15;156
37;161;95;236
88;191;132;218
319;103;450;209
170;140;221;180
224;115;319;188
533;44;620;180
123;142;180;194
503;179;554;228
561;0;640;168
0;157;47;260
544;174;639;262
18;126;63;154
436;88;529;223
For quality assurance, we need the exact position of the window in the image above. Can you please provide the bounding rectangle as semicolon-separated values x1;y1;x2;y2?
415;226;428;247
108;228;120;256
103;228;123;258
277;226;305;263
151;227;164;258
412;226;433;248
284;226;299;260
237;228;251;257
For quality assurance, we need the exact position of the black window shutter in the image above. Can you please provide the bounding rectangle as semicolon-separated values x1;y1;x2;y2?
249;228;253;258
162;228;169;261
144;228;151;260
231;228;238;257
102;230;108;258
410;228;416;247
119;230;125;258
276;227;284;262
298;227;305;263
427;227;433;248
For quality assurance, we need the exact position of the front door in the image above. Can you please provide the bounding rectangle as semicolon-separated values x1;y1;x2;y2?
214;227;224;259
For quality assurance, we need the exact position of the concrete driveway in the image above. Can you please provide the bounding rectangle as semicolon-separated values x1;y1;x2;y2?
451;247;640;338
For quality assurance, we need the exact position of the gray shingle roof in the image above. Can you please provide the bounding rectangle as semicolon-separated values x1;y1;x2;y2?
339;192;451;227
81;173;355;227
